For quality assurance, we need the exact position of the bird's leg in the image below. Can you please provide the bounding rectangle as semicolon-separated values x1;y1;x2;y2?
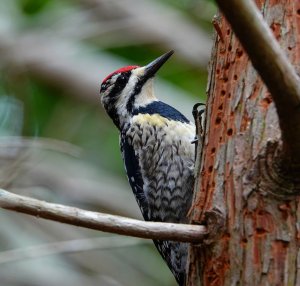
191;103;206;160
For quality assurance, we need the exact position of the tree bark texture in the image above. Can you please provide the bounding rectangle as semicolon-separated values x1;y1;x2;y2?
188;1;300;285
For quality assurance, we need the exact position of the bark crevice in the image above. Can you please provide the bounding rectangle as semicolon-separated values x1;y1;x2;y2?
258;141;300;198
202;208;226;245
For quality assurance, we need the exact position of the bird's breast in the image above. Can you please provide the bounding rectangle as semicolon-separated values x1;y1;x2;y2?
128;113;195;148
125;113;195;222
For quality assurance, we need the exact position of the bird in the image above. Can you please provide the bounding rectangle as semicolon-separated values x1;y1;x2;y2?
100;50;196;285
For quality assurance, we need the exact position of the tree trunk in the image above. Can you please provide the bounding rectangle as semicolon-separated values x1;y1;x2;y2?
188;1;300;285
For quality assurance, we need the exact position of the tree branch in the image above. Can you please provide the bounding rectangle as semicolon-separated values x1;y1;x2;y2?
215;0;300;165
0;189;206;243
0;236;149;264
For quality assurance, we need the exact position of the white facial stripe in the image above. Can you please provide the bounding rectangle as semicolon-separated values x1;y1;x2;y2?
115;74;139;116
133;79;157;109
132;67;146;77
110;74;119;83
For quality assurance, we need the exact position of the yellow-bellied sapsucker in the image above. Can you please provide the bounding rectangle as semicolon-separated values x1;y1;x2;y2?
100;51;197;286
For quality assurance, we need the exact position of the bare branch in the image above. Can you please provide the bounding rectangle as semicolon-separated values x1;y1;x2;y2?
0;33;196;119
0;136;82;157
0;236;149;264
80;0;212;65
0;189;206;243
215;0;300;164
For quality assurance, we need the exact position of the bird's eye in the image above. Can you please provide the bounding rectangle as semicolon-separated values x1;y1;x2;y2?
100;80;112;92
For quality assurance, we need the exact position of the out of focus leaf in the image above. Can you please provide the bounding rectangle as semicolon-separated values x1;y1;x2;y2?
0;96;23;136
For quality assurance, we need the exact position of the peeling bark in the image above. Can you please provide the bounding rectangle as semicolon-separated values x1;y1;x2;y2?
188;1;300;285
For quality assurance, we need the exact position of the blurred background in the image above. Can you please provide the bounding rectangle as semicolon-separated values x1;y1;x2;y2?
0;0;216;285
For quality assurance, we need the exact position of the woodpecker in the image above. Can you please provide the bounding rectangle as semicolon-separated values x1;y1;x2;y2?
100;51;196;286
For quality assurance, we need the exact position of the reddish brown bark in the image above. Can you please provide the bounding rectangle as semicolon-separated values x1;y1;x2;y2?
188;1;300;285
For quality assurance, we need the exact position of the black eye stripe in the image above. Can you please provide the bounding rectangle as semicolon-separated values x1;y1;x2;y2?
109;72;130;95
126;76;147;113
100;72;131;95
117;74;128;84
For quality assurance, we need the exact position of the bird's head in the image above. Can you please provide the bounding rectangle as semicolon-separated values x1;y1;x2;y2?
100;50;174;130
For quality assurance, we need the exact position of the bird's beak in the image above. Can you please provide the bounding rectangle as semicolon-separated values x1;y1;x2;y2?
143;50;174;80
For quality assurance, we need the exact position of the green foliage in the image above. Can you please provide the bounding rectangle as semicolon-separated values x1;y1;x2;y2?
20;0;52;15
0;96;23;136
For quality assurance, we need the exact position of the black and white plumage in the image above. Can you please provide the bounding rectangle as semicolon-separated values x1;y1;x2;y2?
100;51;195;285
